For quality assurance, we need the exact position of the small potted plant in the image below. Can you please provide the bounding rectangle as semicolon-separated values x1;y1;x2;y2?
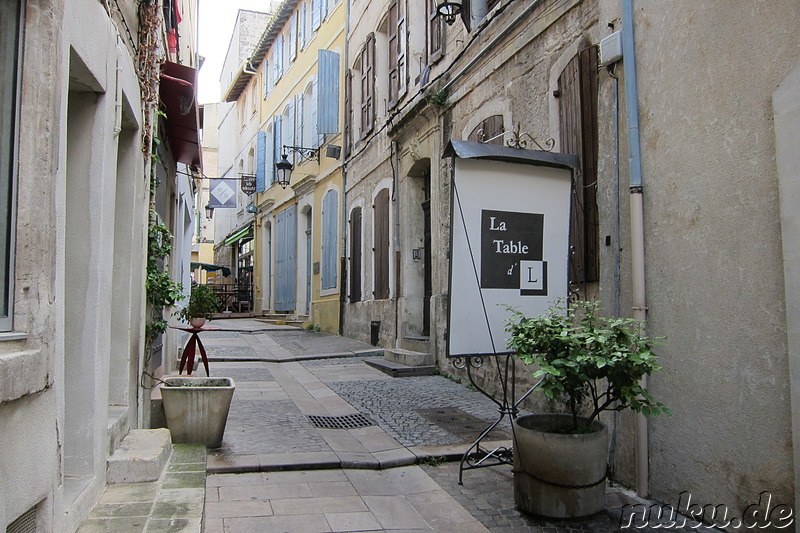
177;284;220;328
505;300;669;518
161;284;233;448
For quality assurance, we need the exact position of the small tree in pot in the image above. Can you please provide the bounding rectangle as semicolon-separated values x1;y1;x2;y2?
177;284;220;329
505;300;669;518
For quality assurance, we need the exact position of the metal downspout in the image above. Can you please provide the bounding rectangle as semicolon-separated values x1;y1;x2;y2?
621;0;649;498
340;0;351;337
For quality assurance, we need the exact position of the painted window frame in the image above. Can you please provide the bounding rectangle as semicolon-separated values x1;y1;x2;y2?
0;0;23;332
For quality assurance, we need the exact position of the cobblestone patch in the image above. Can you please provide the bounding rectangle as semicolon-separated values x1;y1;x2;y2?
213;399;330;456
326;374;513;447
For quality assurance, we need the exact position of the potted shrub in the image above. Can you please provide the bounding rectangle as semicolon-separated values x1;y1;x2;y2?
162;284;233;448
505;300;669;518
177;284;221;328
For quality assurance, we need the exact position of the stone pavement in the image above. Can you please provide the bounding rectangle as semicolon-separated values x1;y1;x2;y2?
81;319;716;532
196;320;718;532
77;445;206;533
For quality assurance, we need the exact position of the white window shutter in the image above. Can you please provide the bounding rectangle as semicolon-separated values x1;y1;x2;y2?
299;2;306;50
289;13;297;61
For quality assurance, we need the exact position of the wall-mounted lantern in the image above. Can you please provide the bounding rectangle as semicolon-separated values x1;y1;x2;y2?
436;0;463;25
274;145;320;189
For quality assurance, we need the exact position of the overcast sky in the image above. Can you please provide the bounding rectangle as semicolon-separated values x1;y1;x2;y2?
197;0;270;104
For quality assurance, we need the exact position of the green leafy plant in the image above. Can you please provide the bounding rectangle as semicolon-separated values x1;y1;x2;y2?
145;218;184;344
429;87;449;107
506;300;669;433
177;284;221;322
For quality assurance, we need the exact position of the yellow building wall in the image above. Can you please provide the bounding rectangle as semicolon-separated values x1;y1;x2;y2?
251;0;346;334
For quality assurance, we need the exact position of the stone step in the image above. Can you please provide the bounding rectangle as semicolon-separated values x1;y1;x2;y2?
365;357;436;378
384;348;433;367
107;429;172;484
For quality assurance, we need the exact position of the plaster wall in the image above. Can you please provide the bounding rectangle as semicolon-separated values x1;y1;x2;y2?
627;0;799;516
775;61;800;517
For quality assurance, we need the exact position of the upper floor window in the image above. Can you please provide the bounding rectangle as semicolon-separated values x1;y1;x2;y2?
359;34;375;137
427;0;444;64
387;0;407;108
0;0;21;331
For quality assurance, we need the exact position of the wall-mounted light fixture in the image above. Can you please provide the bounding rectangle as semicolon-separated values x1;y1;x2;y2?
205;204;213;219
246;205;258;213
275;145;320;188
436;0;463;25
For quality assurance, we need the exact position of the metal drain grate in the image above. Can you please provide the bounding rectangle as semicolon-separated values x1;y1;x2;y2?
308;413;375;430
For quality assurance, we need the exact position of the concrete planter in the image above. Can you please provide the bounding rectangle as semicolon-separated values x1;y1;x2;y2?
161;377;235;448
512;414;608;518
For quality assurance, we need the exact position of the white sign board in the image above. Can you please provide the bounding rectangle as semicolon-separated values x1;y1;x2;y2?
209;179;237;208
447;156;573;358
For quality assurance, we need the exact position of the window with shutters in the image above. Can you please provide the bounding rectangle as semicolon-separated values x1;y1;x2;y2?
302;81;315;148
387;0;407;108
274;35;284;81
299;2;307;50
272;115;283;184
283;102;295;165
557;45;599;284
312;0;322;31
262;64;270;99
296;93;304;154
321;190;338;290
256;131;267;192
373;188;390;300
427;0;443;64
318;50;340;136
344;68;352;158
288;13;297;62
265;122;274;185
349;206;362;302
1;0;21;331
360;34;375;137
467;115;504;144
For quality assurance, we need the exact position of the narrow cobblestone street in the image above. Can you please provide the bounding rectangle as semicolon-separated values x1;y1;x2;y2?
193;319;716;532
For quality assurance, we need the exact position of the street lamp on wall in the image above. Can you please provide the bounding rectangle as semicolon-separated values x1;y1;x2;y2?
436;0;463;25
274;145;320;189
204;204;213;219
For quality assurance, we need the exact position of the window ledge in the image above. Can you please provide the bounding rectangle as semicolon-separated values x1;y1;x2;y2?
0;331;28;342
0;349;51;403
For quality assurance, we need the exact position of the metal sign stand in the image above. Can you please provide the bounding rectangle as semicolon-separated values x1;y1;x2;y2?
454;353;542;485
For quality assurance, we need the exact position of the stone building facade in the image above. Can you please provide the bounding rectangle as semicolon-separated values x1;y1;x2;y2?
342;0;800;522
0;1;201;530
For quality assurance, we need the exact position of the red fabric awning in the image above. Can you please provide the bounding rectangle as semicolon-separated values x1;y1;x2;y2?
160;62;202;167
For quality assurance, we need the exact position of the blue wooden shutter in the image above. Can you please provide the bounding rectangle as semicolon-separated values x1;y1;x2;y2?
312;0;321;30
317;50;340;135
289;13;297;61
310;79;319;147
321;190;338;289
299;2;306;49
256;131;267;192
276;206;297;311
286;102;295;163
272;116;283;183
296;94;304;150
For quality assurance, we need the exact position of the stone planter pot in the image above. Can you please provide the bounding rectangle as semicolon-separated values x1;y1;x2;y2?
161;376;235;448
189;317;206;329
512;414;609;518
